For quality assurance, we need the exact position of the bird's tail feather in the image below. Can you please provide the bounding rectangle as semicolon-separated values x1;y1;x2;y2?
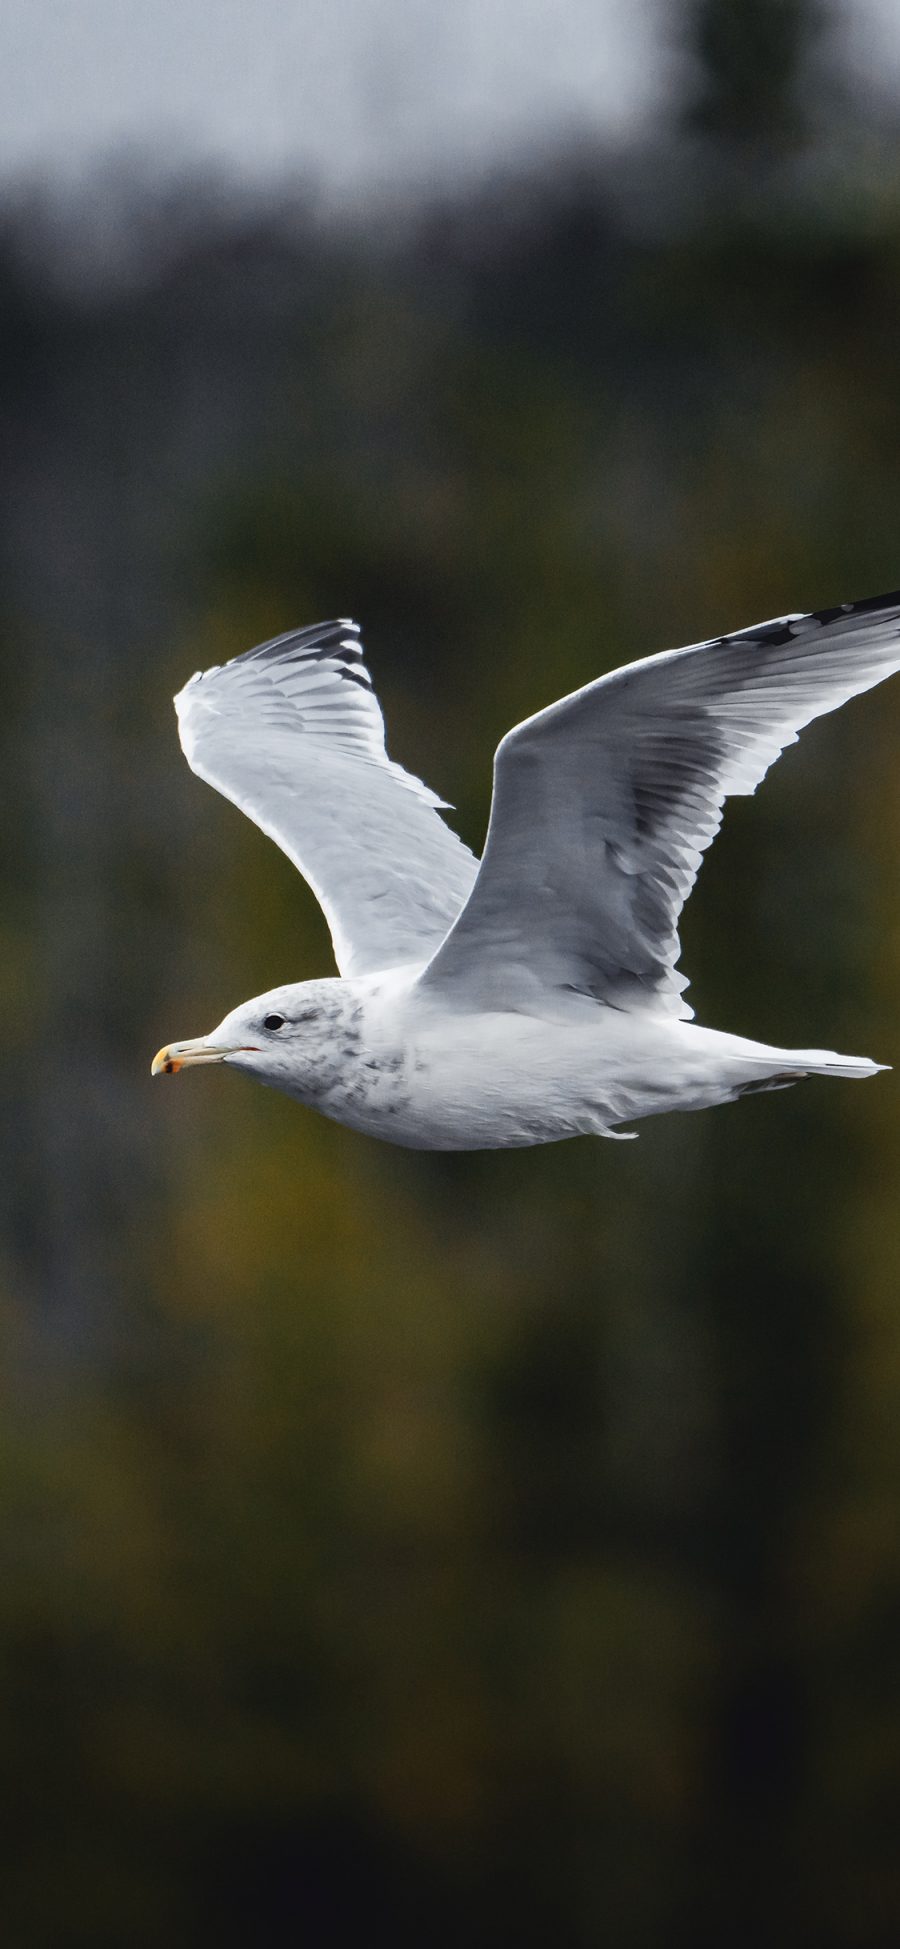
738;1049;889;1094
793;1049;888;1079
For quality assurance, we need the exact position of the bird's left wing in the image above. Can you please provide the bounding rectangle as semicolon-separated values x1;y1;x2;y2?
175;620;477;977
417;592;900;1017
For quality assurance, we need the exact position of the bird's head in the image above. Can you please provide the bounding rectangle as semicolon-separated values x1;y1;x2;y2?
151;980;354;1099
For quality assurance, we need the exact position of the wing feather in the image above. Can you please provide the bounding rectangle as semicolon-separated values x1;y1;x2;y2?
418;592;900;1016
175;620;477;977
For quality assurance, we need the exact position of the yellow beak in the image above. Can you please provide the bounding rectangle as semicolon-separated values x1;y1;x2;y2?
151;1038;245;1076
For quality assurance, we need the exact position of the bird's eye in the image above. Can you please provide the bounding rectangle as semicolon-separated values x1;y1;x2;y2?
263;1013;286;1031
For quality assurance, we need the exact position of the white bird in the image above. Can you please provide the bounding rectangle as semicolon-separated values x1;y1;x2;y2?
152;594;900;1148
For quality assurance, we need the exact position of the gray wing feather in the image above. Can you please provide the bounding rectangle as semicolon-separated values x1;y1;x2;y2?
175;620;477;978
418;592;900;1017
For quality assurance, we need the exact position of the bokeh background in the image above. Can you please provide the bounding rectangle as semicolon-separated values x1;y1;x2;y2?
4;1;900;1943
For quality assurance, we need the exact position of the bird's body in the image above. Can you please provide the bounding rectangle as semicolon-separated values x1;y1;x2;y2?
153;595;899;1147
195;970;880;1150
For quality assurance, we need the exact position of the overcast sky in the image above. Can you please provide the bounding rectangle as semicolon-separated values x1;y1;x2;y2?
1;0;898;203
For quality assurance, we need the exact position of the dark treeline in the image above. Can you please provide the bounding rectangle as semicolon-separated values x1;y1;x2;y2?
3;3;900;1943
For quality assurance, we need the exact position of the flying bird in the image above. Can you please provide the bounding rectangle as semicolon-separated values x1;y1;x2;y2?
152;595;900;1148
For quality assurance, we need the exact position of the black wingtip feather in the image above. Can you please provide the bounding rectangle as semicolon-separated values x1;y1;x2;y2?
249;619;363;665
737;590;900;653
821;589;900;620
807;590;900;630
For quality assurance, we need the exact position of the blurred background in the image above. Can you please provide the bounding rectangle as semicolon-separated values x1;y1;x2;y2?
3;0;900;1942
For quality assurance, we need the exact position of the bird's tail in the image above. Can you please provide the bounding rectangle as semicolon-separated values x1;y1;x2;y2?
737;1048;889;1095
794;1048;888;1079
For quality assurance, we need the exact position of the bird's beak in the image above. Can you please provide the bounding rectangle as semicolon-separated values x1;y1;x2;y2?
151;1037;246;1076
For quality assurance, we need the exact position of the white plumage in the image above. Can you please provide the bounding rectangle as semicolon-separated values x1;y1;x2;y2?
152;594;900;1148
175;619;477;977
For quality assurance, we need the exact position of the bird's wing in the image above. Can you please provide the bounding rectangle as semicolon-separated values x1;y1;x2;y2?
418;592;900;1018
175;619;477;977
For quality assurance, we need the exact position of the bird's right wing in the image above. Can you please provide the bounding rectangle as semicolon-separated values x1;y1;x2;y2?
175;620;477;977
417;591;900;1017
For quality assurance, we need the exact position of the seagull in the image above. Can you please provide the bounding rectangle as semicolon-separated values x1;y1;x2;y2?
152;593;900;1148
